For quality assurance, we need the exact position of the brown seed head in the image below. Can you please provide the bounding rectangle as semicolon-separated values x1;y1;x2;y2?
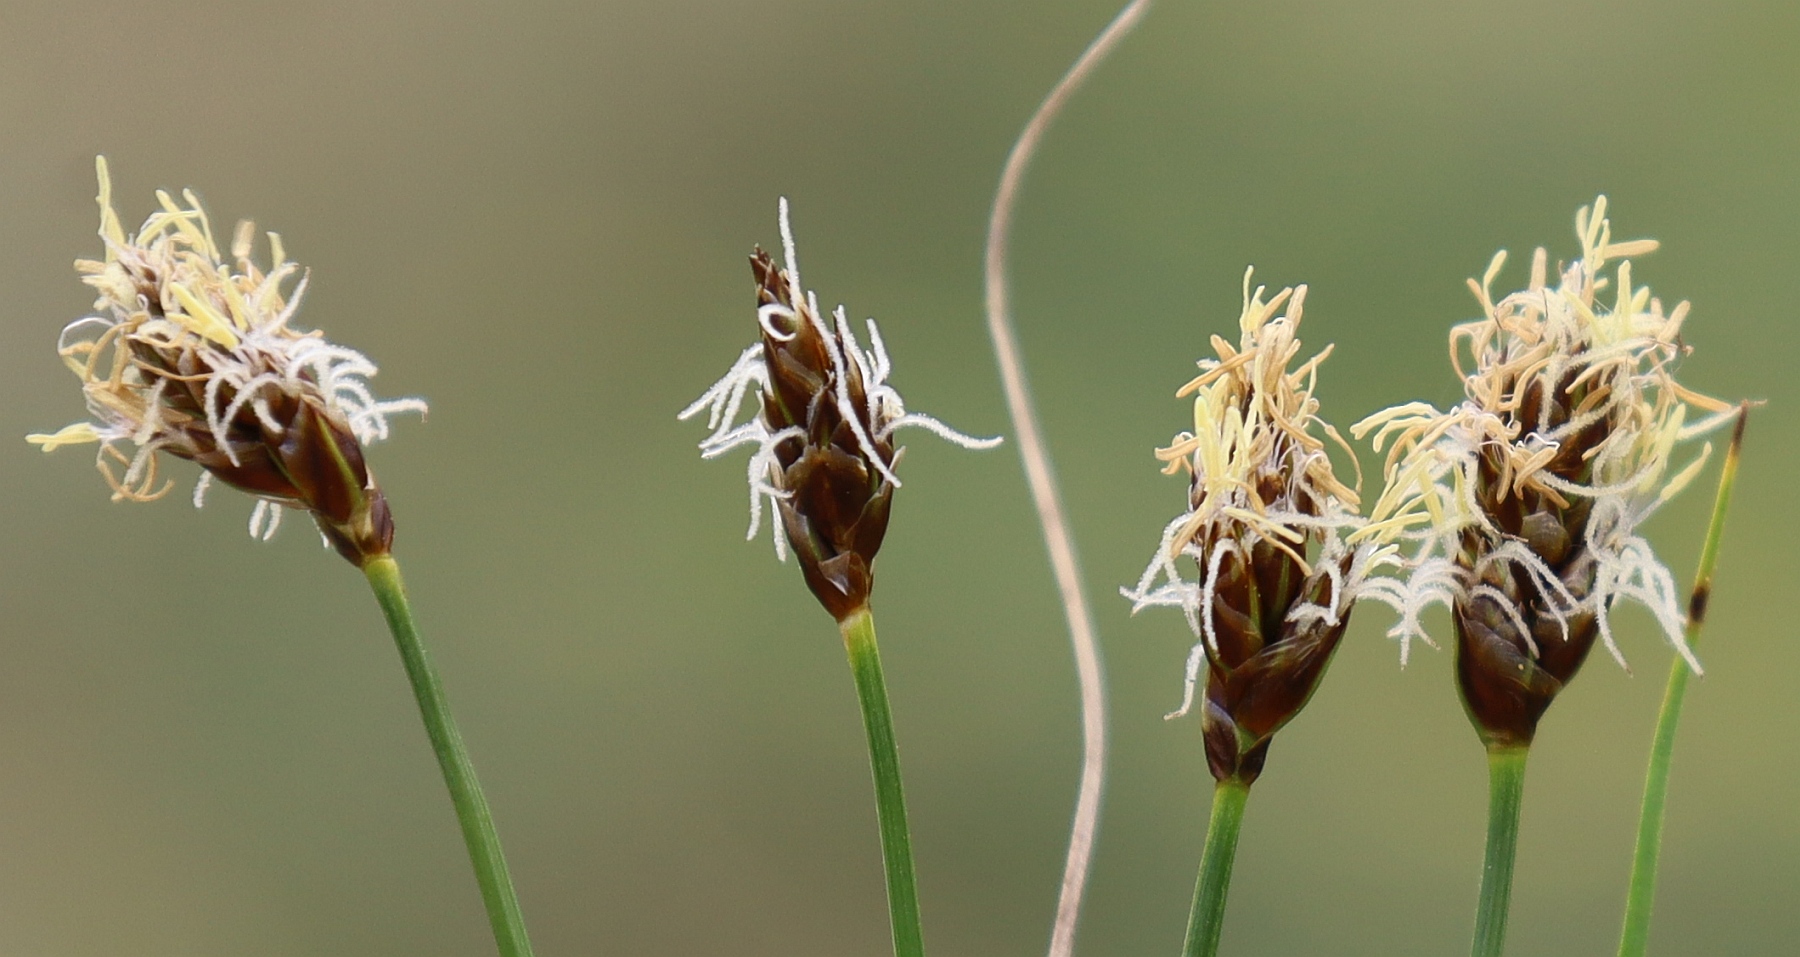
681;200;999;621
1353;197;1738;747
1125;268;1373;785
753;247;898;620
29;159;426;567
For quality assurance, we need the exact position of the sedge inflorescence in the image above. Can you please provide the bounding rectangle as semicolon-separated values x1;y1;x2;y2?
681;199;1000;619
28;159;426;565
1351;197;1737;745
1123;269;1394;783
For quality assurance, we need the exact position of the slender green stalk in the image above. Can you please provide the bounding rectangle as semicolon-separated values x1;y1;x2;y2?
1181;780;1250;957
839;607;925;957
364;555;536;957
1618;405;1749;957
1473;746;1530;957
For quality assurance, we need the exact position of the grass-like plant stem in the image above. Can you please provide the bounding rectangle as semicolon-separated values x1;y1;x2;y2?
1617;405;1749;957
1181;780;1250;957
364;555;536;957
840;607;926;957
1473;745;1530;957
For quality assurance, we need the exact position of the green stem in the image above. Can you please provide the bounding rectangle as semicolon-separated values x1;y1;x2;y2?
1618;406;1748;957
839;608;925;957
1473;746;1529;957
365;555;536;957
1181;780;1251;957
1617;653;1693;957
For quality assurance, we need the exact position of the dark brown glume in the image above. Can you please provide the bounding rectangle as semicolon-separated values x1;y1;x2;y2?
753;249;894;621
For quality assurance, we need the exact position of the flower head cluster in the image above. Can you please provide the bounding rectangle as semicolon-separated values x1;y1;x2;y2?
28;159;426;565
1352;198;1736;745
680;200;1000;619
1123;269;1388;783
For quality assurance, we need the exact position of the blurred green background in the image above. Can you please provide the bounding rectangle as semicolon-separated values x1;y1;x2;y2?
0;1;1793;954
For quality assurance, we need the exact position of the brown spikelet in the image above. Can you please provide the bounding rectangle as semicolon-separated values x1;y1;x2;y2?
681;201;998;622
1355;197;1739;749
1452;355;1605;748
1199;540;1354;784
135;334;397;566
753;249;896;621
1125;271;1367;787
29;158;422;567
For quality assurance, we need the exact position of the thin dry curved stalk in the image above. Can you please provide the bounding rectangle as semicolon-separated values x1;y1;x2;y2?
981;3;1154;955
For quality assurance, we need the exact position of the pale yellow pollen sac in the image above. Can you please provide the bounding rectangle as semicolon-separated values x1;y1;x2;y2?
1366;196;1733;545
1147;267;1362;563
96;157;126;255
169;283;243;349
25;423;101;451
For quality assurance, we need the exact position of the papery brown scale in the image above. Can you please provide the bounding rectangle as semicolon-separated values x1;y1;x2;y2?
778;446;891;621
1249;540;1301;646
1206;554;1261;664
1202;697;1269;784
275;398;367;523
754;250;825;428
788;445;870;548
850;475;894;562
824;408;858;456
274;396;394;566
763;349;822;436
1229;601;1352;742
1453;584;1598;749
